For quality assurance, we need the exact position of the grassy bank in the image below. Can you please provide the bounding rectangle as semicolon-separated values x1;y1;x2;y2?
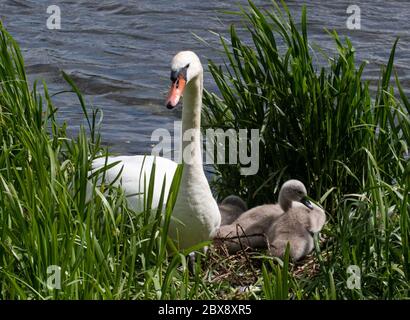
202;1;410;298
0;23;193;299
1;0;409;300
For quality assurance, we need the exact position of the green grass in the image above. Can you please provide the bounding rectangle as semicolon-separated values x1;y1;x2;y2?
202;0;409;299
1;0;410;300
0;22;199;300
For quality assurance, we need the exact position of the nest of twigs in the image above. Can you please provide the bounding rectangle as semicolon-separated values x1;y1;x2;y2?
202;233;330;292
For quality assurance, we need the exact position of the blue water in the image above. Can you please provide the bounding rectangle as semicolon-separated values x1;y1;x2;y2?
1;0;409;155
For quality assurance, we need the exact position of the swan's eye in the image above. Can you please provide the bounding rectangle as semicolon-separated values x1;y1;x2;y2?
170;66;188;83
185;63;190;69
170;70;178;82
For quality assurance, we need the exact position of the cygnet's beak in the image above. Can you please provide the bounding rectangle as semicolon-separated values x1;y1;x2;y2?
301;197;314;210
166;74;186;109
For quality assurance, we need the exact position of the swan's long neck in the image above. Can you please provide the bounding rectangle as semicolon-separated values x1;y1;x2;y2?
171;68;221;246
279;191;292;212
181;73;203;166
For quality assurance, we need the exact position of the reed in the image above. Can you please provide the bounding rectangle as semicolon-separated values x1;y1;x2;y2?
203;0;409;299
0;23;198;299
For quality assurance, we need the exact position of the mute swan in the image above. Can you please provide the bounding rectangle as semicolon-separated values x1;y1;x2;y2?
219;195;248;226
268;180;326;261
92;51;221;249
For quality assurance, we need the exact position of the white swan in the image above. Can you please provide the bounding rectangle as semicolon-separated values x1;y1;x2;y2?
92;51;221;249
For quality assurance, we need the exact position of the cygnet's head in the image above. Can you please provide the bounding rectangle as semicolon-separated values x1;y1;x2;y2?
221;195;248;212
279;179;313;210
166;51;203;109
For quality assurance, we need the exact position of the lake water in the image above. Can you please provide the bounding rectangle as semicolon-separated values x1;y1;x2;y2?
1;0;409;155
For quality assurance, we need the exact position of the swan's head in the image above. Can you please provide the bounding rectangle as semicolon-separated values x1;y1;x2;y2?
166;51;203;109
279;179;313;210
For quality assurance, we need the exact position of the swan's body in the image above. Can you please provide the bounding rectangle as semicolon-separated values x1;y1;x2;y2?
219;195;248;226
268;201;326;261
266;180;326;261
216;203;283;253
92;51;221;249
92;155;177;212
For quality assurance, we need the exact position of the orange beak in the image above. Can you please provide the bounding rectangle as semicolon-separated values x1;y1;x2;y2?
166;75;186;109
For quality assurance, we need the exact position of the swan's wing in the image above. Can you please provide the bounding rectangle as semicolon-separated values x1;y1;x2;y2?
270;234;313;261
308;206;326;233
91;155;178;211
290;202;326;233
